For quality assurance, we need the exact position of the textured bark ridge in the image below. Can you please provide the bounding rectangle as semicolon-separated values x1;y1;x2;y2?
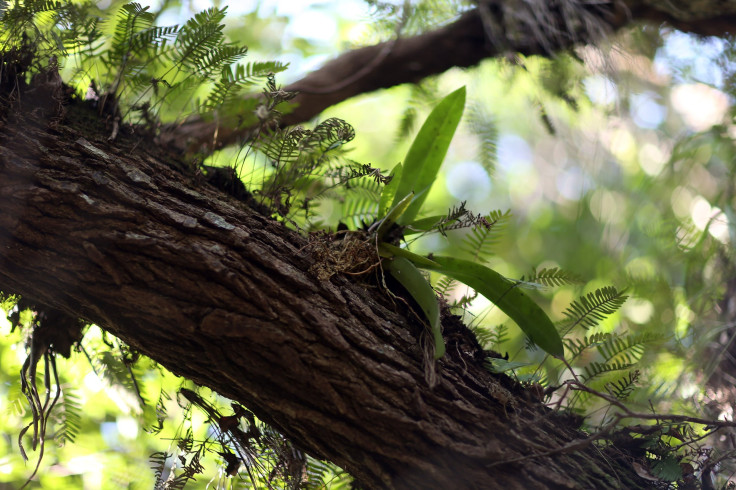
0;104;652;488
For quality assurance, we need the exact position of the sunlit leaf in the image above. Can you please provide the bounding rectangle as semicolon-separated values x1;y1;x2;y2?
390;86;466;225
378;163;402;217
421;256;564;358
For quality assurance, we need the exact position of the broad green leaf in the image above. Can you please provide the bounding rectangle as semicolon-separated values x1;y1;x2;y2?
403;215;445;235
390;87;466;225
378;163;402;217
386;257;445;359
374;192;413;241
377;242;440;269
420;256;564;358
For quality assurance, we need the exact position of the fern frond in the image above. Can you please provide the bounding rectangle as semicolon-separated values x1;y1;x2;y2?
473;324;509;348
322;162;389;186
204;61;287;109
340;176;382;228
605;370;640;401
467;103;498;176
190;44;248;75
52;387;82;446
405;202;471;237
435;276;457;298
397;105;417;140
597;332;660;365
256;119;357;217
562;286;628;331
563;331;612;360
123;71;159;94
243;60;288;78
0;0;61;25
345;172;383;192
258;126;308;167
149;451;170;487
108;3;155;62
167;471;200;490
434;202;472;235
454;290;479;309
94;351;145;407
172;6;227;69
525;267;583;288
459;209;511;261
303;457;333;489
493;323;510;345
49;3;105;55
0;0;71;57
307;117;356;153
178;427;194;453
395;81;438;140
129;25;178;55
342;198;379;229
101;3;163;99
524;335;539;352
15;0;63;15
582;359;635;382
144;389;170;435
5;381;26;417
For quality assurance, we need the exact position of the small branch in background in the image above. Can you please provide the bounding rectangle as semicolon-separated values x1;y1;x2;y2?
158;2;736;157
488;379;736;471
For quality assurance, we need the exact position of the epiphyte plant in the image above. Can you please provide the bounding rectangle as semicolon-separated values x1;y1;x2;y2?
372;86;565;360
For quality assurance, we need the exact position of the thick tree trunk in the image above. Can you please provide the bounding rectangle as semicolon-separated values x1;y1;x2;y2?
0;106;651;487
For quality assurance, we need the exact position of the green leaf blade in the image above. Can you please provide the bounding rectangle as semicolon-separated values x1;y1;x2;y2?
375;192;414;242
378;242;441;269
421;256;564;358
378;163;402;217
387;257;445;359
390;87;466;225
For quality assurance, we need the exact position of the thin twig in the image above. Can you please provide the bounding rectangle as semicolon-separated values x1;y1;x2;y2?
487;379;736;469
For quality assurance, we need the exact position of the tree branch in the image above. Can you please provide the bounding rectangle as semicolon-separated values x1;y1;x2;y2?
159;1;736;156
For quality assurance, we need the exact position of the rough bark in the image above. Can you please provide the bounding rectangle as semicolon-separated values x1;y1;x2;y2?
159;0;736;156
0;104;649;488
